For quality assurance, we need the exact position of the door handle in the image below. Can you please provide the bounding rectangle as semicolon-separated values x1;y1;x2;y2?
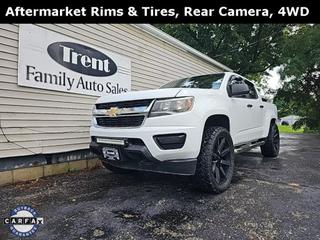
247;104;253;108
260;105;264;108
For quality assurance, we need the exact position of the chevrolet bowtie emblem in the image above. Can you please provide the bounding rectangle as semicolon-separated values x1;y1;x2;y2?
106;107;119;117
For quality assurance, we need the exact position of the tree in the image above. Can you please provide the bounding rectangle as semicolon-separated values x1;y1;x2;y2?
274;24;320;131
156;24;319;131
156;24;286;79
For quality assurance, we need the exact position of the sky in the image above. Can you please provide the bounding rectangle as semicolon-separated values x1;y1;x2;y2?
265;66;282;90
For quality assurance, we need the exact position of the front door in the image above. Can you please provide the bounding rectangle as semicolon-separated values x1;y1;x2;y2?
227;76;260;145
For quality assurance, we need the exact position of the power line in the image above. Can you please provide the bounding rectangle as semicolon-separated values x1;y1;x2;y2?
0;114;9;143
0;114;90;156
0;114;42;155
22;126;89;134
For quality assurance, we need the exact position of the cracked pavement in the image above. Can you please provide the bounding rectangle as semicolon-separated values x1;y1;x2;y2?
0;133;320;240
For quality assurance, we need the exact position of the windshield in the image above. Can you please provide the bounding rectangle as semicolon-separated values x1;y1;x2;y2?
160;73;225;89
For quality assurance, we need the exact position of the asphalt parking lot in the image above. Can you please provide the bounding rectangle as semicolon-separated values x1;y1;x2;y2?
1;133;320;240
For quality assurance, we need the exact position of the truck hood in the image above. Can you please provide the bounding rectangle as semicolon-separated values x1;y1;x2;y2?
96;88;183;104
176;88;221;97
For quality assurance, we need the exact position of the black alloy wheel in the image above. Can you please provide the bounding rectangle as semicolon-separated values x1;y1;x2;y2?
272;125;280;153
212;136;232;185
261;122;280;157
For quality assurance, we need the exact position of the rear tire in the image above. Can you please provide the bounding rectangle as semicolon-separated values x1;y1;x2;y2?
193;127;235;193
101;161;133;174
261;122;280;157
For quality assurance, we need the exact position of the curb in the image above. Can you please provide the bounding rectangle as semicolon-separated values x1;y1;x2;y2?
0;159;102;186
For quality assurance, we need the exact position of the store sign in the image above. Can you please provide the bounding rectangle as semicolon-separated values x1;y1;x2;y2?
18;24;131;96
47;42;118;77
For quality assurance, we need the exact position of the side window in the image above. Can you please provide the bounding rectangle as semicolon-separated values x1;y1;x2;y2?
245;80;258;99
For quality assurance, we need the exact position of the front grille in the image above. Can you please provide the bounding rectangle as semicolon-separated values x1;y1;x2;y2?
96;99;153;109
96;116;145;127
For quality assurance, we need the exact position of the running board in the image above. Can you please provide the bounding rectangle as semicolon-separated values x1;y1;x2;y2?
234;141;265;154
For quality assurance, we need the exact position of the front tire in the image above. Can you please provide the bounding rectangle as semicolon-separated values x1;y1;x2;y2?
193;127;235;193
261;122;280;157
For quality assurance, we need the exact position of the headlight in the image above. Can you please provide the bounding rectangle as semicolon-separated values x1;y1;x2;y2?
149;97;194;117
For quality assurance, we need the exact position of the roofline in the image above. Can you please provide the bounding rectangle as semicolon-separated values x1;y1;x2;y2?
131;24;233;72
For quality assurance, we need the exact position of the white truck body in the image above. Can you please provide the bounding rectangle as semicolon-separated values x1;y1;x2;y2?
90;72;278;177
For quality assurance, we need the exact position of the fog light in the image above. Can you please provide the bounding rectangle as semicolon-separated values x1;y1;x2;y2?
153;133;186;150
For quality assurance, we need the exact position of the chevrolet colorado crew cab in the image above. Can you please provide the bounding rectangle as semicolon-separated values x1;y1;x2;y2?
90;72;280;193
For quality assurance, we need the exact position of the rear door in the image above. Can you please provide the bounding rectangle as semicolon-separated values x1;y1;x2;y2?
250;83;266;138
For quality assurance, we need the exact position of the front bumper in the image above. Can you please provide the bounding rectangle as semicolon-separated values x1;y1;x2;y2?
90;112;203;161
90;141;197;175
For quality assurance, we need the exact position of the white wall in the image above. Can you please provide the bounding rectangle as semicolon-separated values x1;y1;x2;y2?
0;24;226;158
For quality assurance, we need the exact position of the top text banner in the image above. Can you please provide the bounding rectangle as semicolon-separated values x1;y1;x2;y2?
0;0;318;23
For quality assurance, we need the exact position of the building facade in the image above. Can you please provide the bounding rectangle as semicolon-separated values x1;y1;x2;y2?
0;24;231;177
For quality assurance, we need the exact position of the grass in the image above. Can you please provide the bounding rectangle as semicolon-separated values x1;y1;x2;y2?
278;125;304;134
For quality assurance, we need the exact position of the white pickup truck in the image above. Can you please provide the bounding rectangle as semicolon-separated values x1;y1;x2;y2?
90;72;279;193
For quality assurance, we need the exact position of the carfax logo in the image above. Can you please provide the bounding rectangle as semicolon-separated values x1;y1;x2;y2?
3;205;44;237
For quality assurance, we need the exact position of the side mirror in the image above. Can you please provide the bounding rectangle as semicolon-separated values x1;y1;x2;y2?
231;82;250;96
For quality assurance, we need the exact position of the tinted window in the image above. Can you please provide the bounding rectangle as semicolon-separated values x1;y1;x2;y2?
161;74;225;89
245;80;258;99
